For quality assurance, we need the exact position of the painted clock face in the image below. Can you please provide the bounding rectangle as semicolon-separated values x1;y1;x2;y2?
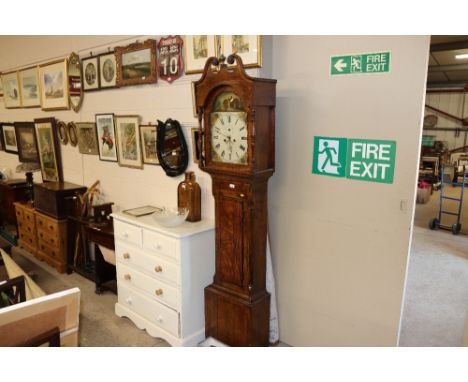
210;92;248;165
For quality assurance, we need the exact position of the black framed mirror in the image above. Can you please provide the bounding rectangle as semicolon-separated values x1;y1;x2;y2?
156;118;188;177
68;52;83;112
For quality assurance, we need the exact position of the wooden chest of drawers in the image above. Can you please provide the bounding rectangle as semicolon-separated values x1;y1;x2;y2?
35;210;67;273
112;212;215;346
14;202;38;256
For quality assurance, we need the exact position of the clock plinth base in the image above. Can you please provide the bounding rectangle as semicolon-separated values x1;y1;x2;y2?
204;284;270;347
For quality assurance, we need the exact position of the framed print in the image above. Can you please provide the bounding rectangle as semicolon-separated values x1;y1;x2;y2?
98;52;118;89
157;35;183;83
191;128;201;164
115;115;143;169
57;121;68;145
220;35;262;68
34;118;63;182
140;124;159;165
115;39;157;87
96;113;118;162
1;123;18;153
2;71;21;108
68;122;78;147
39;59;69;110
183;35;217;74
14;122;39;163
82;55;100;91
76;122;99;155
18;66;41;108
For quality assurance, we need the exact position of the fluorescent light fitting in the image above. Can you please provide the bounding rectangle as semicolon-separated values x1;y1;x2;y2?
455;53;468;59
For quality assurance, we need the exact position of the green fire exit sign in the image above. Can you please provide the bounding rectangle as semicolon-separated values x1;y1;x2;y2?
312;136;396;184
331;52;390;75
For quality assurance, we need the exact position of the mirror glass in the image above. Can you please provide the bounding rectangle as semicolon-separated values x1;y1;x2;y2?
68;52;83;112
157;118;189;177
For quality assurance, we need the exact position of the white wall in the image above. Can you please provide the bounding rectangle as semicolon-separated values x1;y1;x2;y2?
269;36;429;346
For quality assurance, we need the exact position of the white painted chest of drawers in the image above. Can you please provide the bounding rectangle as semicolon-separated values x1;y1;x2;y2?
112;212;215;347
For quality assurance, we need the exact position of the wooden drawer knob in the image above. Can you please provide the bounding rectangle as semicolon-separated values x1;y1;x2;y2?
156;315;163;323
154;265;163;273
155;288;163;296
124;274;131;281
123;253;130;259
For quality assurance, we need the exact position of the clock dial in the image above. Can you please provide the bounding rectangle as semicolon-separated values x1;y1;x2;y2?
210;111;248;164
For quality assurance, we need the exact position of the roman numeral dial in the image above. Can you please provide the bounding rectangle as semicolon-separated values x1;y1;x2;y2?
210;111;248;164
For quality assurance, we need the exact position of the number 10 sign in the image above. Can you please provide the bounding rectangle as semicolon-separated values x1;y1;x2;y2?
157;35;184;83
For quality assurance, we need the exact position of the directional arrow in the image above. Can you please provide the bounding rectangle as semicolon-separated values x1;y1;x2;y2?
334;59;347;72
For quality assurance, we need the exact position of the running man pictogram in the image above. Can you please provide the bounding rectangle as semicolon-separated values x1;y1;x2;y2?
318;141;342;173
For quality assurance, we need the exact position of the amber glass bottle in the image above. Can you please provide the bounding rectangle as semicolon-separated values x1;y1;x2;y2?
177;171;201;222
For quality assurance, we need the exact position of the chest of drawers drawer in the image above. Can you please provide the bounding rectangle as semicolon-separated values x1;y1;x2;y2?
142;229;178;262
117;263;179;310
114;220;142;247
35;213;60;236
37;229;62;248
116;242;180;286
18;220;36;237
118;284;179;337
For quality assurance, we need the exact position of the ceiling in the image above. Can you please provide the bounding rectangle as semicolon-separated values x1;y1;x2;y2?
428;35;468;88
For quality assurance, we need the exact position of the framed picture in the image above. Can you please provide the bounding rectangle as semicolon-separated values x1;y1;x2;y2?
115;39;157;87
98;52;118;89
18;66;41;108
123;205;162;217
0;124;4;151
191;128;201;164
2;71;21;108
157;35;184;83
220;35;262;68
96;113;118;162
68;122;78;147
14;122;39;163
140;124;159;165
82;55;100;91
184;35;218;74
115;115;143;169
34;118;63;182
57;121;68;145
39;59;69;110
0;76;3;97
76;122;99;155
1;123;18;154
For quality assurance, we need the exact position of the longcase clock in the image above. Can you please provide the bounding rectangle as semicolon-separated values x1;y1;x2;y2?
195;54;276;346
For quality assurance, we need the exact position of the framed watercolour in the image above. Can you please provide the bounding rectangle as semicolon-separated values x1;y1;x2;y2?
39;59;69;110
34;118;63;182
18;67;41;108
183;35;218;74
115;115;143;169
1;123;18;154
140;124;159;165
82;55;100;91
76;122;99;155
191;127;201;164
57;121;68;145
98;52;118;89
220;35;262;68
157;35;183;83
96;113;118;162
2;71;21;108
14;122;39;163
115;39;157;87
68;122;78;147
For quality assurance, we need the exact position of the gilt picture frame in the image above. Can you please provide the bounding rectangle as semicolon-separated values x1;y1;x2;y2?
14;122;39;163
18;66;41;108
39;59;69;111
115;39;157;87
140;124;159;165
220;35;262;68
96;113;118;162
2;71;21;108
76;122;99;155
34;118;63;182
1;123;18;154
183;35;218;74
115;115;142;169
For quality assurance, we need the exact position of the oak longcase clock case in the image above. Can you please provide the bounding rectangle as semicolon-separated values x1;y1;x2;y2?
195;55;276;346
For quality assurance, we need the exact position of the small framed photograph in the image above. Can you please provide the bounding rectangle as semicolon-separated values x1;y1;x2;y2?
96;113;118;162
14;122;39;163
34;118;63;182
18;67;41;108
140;124;159;165
183;35;218;74
57;121;68;145
191;128;201;164
82;55;100;91
220;35;262;68
39;59;69;110
2;71;21;108
68;122;78;147
115;115;143;169
76;122;99;155
115;39;157;87
1;123;18;154
123;205;162;217
98;52;118;89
